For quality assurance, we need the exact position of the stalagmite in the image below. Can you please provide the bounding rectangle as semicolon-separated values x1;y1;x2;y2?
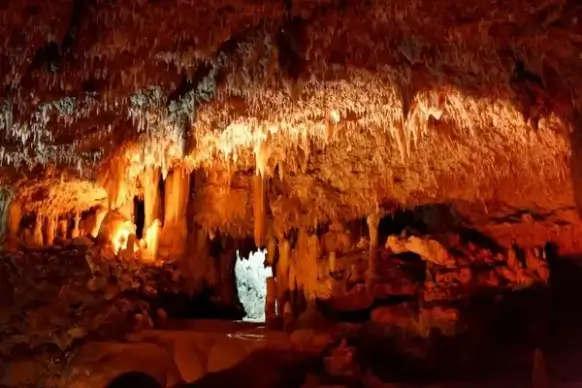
141;219;161;261
71;212;81;238
253;174;267;248
57;218;68;239
33;215;44;246
158;168;190;260
44;215;57;245
366;212;381;290
265;276;278;324
91;206;108;237
277;238;290;317
143;166;161;230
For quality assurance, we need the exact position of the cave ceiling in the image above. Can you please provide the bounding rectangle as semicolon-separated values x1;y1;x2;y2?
1;0;582;235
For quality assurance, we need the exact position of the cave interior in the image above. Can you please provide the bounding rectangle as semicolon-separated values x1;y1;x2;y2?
1;0;582;387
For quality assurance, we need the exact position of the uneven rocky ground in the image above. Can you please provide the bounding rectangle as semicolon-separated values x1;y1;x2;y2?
0;237;191;387
0;231;562;387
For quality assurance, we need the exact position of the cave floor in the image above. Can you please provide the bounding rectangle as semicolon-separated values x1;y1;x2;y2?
2;242;582;387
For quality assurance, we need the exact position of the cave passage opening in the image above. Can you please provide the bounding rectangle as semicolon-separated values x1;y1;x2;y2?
133;196;145;238
234;248;272;322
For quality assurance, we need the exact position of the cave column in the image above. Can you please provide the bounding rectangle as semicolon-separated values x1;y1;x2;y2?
158;168;190;260
366;211;381;291
44;215;57;245
143;166;161;230
5;199;22;239
276;238;290;317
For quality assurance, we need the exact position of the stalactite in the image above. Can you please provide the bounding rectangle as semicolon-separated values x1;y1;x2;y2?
44;215;56;245
276;238;290;317
158;168;190;260
366;212;381;290
71;212;80;238
33;214;44;246
143;165;161;230
252;174;267;248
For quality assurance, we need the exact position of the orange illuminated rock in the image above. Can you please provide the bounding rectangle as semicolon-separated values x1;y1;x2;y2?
96;210;136;255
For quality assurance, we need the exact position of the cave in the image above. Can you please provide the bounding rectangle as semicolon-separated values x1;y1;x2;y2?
1;1;582;387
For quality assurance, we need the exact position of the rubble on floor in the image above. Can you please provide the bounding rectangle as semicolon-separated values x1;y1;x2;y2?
0;240;187;387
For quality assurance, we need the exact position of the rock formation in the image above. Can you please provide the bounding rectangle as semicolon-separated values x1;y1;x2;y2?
0;0;580;386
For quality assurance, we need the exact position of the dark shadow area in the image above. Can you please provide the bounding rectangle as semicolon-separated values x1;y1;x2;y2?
156;287;244;321
133;196;145;238
107;371;162;388
457;227;503;253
